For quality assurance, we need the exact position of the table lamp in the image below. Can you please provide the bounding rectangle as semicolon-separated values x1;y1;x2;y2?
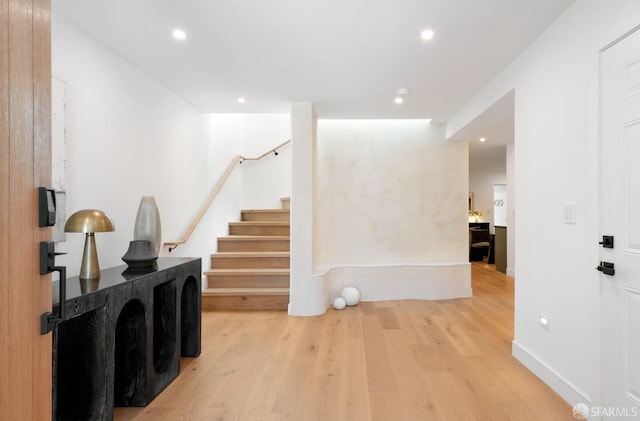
65;209;115;280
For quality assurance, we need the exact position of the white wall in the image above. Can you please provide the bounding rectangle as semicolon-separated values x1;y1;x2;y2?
51;13;227;277
240;114;291;210
506;143;515;276
447;0;640;408
52;14;292;281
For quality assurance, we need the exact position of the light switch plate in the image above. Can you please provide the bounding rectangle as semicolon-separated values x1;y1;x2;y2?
564;202;576;224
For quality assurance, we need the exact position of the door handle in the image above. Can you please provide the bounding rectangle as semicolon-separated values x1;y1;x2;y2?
599;235;614;248
39;241;67;334
596;261;615;276
41;266;66;334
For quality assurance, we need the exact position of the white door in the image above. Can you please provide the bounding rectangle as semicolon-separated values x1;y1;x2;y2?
600;26;640;419
493;184;507;227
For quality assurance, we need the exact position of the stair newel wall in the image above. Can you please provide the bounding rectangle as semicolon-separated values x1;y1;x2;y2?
288;102;328;316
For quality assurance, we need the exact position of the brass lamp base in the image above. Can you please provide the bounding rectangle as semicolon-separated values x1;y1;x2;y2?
79;233;101;280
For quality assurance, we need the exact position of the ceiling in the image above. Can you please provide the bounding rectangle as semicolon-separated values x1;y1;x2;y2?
454;90;515;168
51;0;575;122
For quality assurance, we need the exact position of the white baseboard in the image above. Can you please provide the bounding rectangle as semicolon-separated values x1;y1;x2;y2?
324;263;472;303
506;268;515;277
512;340;591;407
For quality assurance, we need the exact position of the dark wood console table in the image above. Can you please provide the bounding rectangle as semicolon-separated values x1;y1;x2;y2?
52;257;202;420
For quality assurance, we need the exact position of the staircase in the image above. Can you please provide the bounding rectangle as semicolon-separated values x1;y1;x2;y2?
202;198;290;311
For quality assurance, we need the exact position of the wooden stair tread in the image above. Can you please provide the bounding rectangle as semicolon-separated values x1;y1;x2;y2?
211;251;289;257
217;235;289;252
203;287;290;296
229;221;289;226
204;268;290;275
242;209;290;213
229;221;289;236
241;209;290;222
218;235;290;241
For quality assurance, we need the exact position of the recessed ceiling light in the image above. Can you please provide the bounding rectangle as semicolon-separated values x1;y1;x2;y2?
237;97;246;104
394;97;404;104
172;29;187;40
480;137;486;142
420;29;434;41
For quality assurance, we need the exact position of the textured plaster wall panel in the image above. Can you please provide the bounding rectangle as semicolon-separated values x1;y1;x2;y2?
315;120;468;268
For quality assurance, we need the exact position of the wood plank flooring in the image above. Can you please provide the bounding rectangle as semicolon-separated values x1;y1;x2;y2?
114;262;575;420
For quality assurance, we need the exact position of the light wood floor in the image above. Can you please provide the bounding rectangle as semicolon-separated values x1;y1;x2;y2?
114;262;574;420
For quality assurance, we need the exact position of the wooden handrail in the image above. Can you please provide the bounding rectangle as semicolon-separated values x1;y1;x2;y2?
239;139;291;162
164;139;291;251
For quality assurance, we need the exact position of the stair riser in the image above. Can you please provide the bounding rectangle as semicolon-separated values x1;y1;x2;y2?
241;211;290;222
229;225;290;236
217;239;290;252
210;256;290;269
202;295;289;311
206;274;289;288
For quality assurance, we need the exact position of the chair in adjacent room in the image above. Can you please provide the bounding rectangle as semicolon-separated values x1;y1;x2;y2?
469;228;491;261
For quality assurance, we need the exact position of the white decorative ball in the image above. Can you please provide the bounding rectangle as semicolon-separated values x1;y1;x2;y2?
341;287;361;306
333;297;347;310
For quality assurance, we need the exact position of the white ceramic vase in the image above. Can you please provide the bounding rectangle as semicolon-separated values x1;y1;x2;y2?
133;196;162;255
